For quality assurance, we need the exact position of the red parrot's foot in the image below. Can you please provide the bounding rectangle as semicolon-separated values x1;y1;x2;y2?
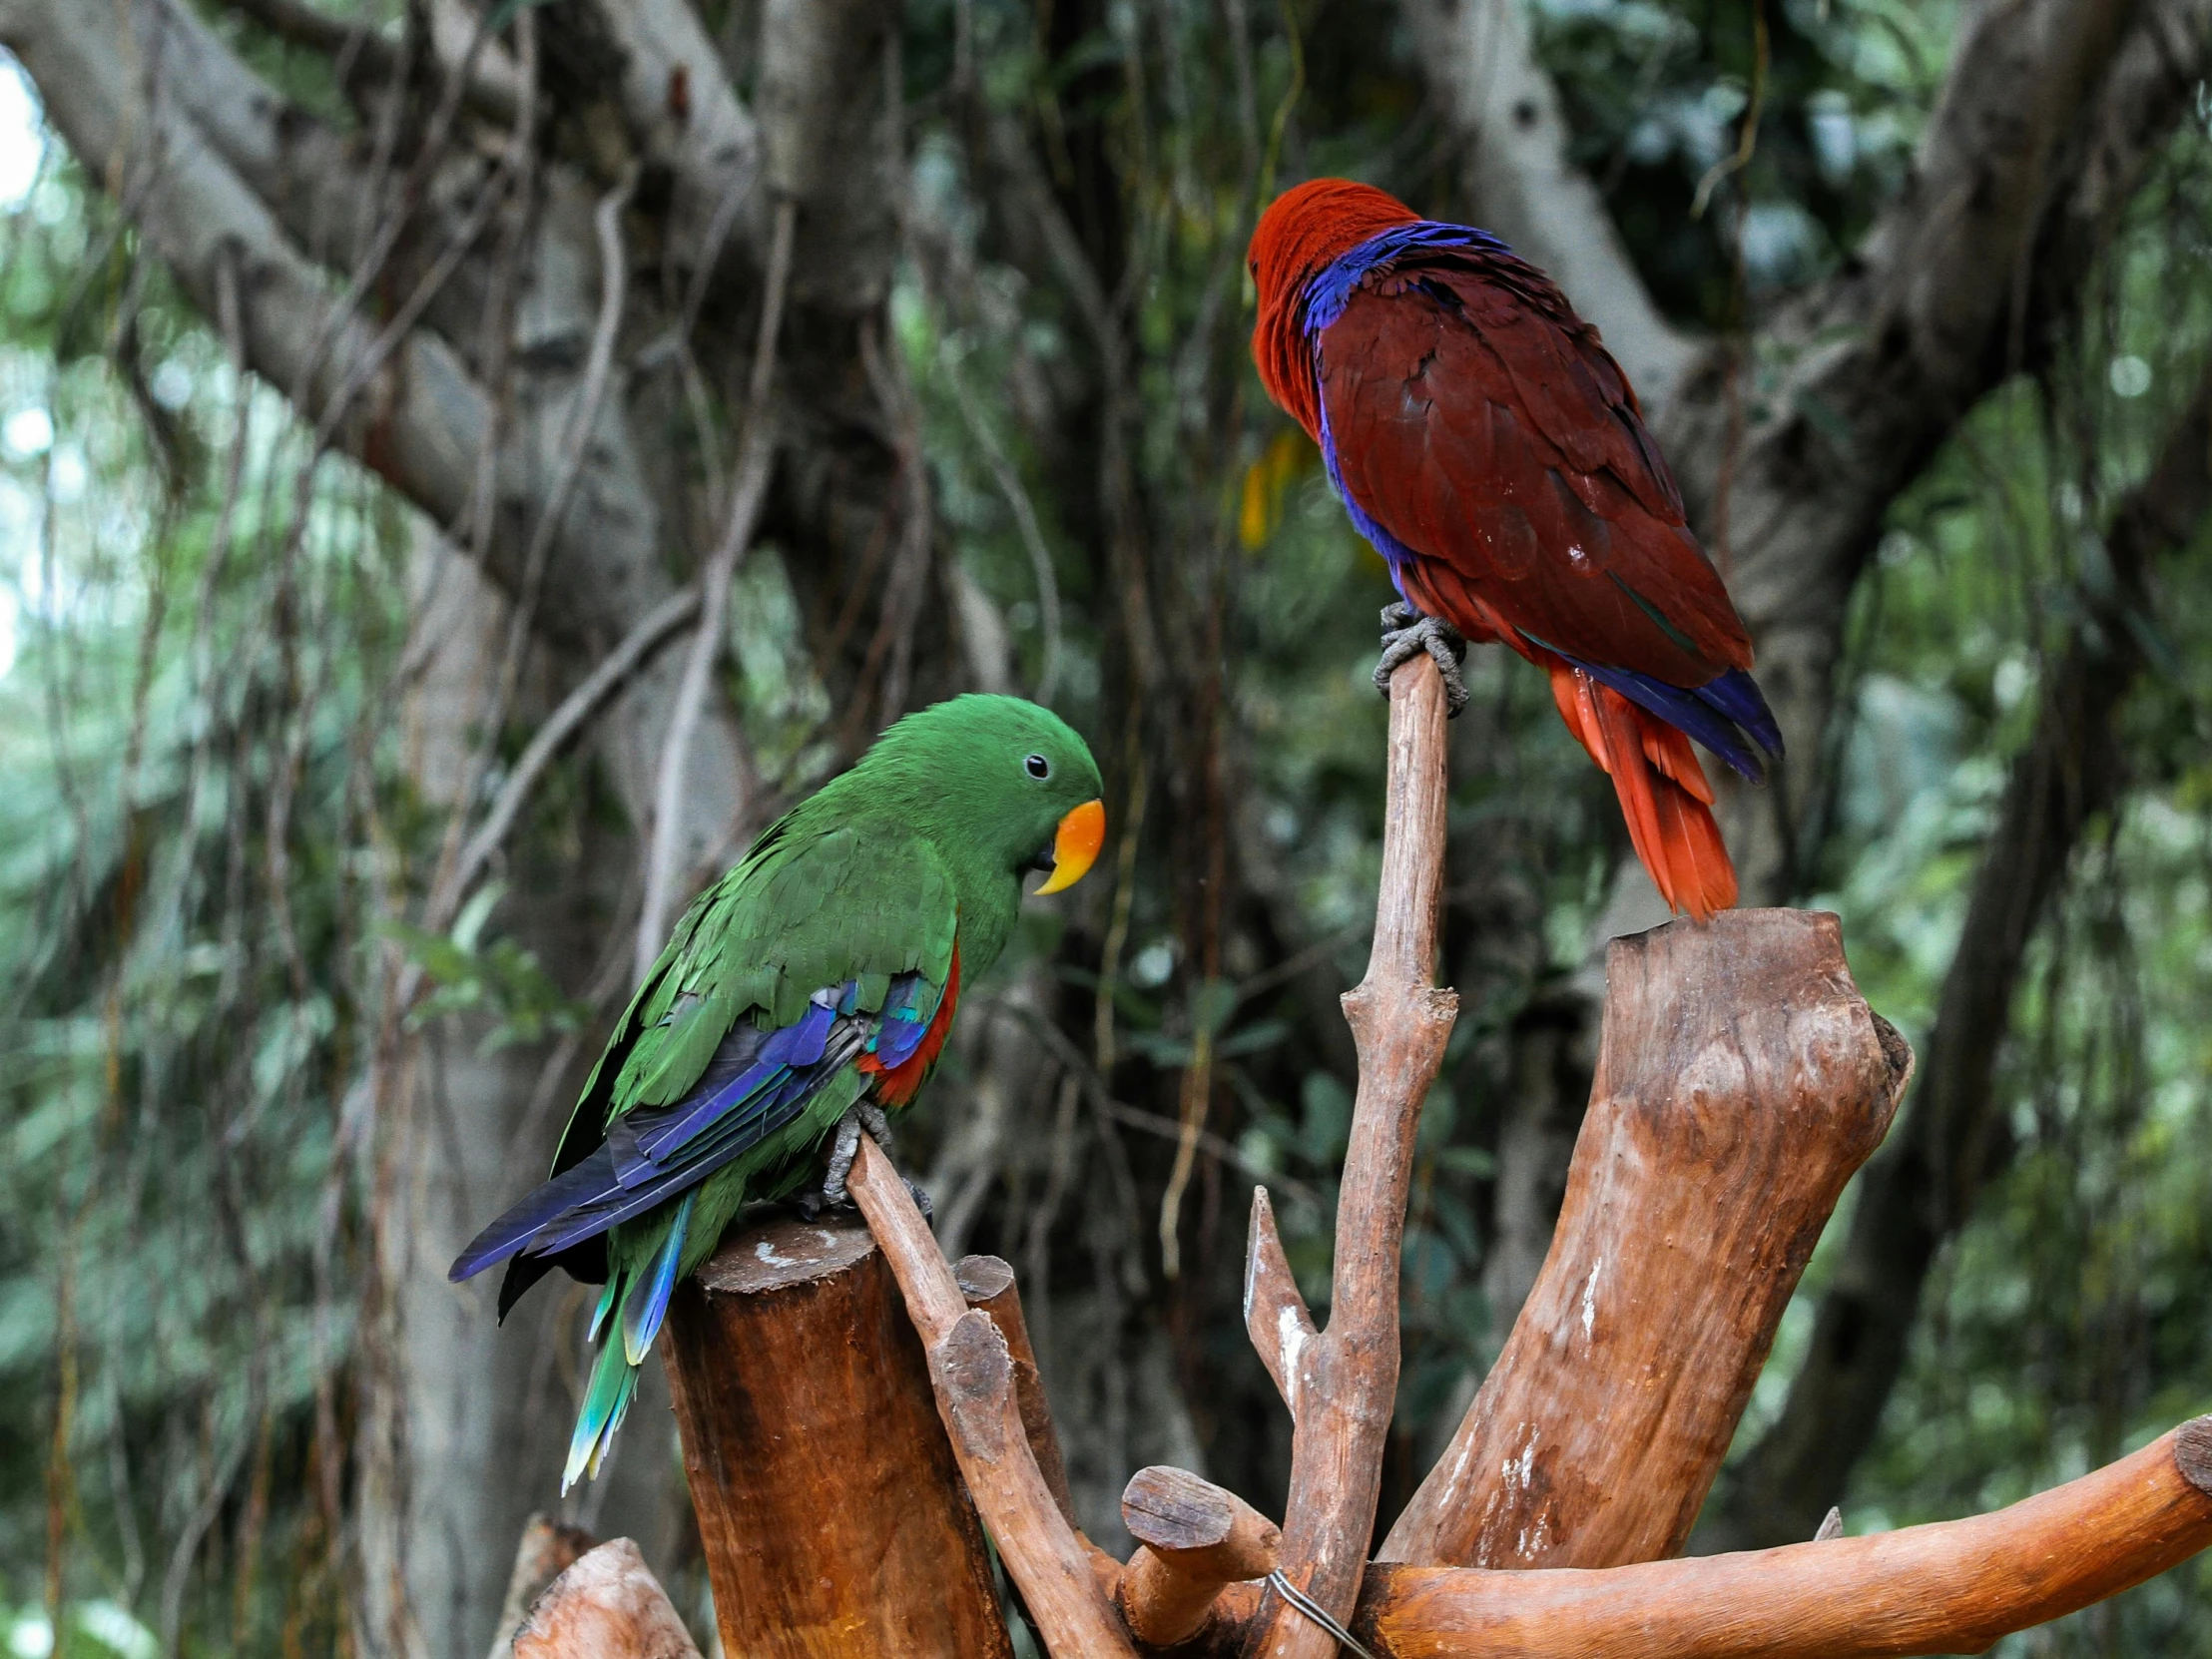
1376;603;1469;715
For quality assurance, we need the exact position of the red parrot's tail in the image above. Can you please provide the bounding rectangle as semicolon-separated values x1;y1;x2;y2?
1545;663;1738;922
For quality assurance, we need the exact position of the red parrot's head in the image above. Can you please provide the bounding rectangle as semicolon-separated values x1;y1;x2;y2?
1248;179;1420;436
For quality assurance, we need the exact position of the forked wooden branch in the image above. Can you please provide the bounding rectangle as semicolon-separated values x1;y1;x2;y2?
847;1134;1140;1657
1246;653;1458;1658
1353;1416;2212;1658
1382;906;1914;1568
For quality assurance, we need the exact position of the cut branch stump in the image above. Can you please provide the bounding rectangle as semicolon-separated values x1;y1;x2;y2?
1382;906;1914;1569
487;1515;598;1659
660;1214;1015;1658
1117;1465;1281;1646
956;1252;1080;1525
506;1538;702;1659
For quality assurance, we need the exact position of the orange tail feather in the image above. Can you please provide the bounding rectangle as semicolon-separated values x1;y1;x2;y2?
1546;664;1738;922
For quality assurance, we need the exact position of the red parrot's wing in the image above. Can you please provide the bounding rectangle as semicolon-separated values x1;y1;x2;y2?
1316;258;1751;685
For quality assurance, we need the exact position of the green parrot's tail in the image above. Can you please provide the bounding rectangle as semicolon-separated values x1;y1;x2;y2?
562;1192;697;1491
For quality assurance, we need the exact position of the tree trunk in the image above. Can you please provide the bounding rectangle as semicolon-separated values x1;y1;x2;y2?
379;540;679;1659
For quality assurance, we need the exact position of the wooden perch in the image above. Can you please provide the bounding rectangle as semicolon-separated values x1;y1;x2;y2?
1382;906;1914;1569
956;1252;1080;1525
507;1538;702;1659
645;629;2190;1659
660;1214;1014;1658
1117;1466;1282;1646
1246;653;1458;1657
848;1134;1140;1657
1353;1416;2212;1658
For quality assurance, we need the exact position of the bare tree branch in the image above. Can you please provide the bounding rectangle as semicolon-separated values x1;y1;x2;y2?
228;0;523;124
1354;1417;2212;1659
1245;654;1458;1658
1398;0;1692;403
0;0;758;839
635;198;794;982
451;586;702;912
583;0;765;281
1684;0;2207;899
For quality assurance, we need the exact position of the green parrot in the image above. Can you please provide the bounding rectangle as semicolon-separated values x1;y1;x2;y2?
450;694;1105;1487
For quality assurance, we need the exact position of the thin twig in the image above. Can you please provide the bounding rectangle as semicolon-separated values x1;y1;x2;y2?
633;197;797;983
1015;1007;1323;1212
451;586;704;905
938;332;1064;704
424;163;634;935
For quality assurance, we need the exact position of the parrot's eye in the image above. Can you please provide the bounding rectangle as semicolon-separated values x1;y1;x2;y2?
1024;753;1051;780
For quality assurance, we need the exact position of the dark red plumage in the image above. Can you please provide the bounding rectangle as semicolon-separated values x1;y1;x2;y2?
1248;179;1775;920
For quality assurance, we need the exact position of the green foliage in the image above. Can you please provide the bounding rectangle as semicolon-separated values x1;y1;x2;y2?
382;883;588;1050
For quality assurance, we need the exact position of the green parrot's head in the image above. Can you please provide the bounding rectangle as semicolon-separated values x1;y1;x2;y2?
863;694;1106;896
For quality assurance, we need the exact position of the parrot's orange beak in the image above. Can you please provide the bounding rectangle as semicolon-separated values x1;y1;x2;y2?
1035;799;1106;894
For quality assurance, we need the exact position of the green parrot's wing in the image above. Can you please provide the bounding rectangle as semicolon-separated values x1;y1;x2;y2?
449;822;959;1306
607;821;958;1119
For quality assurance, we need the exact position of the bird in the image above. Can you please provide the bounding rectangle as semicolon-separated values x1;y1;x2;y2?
449;694;1106;1488
1247;178;1782;920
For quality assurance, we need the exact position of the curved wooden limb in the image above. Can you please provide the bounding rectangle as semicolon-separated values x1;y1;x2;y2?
1382;906;1914;1568
1252;654;1459;1658
848;1135;1139;1657
1357;1417;2212;1658
1116;1466;1283;1646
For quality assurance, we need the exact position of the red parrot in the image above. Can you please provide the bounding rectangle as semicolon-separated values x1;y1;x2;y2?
1248;179;1781;920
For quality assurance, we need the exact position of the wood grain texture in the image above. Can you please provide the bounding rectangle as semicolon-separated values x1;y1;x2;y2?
660;1214;1014;1659
1248;654;1459;1659
507;1538;702;1659
849;1137;1139;1657
1381;907;1912;1569
1355;1418;2212;1658
956;1253;1079;1524
1118;1467;1282;1646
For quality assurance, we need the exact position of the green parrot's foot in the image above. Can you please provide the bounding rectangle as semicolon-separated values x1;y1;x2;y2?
1376;602;1468;715
805;1104;924;1219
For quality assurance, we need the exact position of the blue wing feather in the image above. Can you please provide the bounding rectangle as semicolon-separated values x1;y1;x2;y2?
449;978;918;1285
866;970;939;1069
622;1191;695;1366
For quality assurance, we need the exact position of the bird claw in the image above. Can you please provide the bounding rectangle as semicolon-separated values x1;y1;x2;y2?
802;1103;913;1218
904;1177;935;1222
856;1103;893;1152
1375;603;1469;716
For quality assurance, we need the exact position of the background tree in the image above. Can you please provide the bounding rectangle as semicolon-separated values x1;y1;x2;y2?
0;1;2207;1656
